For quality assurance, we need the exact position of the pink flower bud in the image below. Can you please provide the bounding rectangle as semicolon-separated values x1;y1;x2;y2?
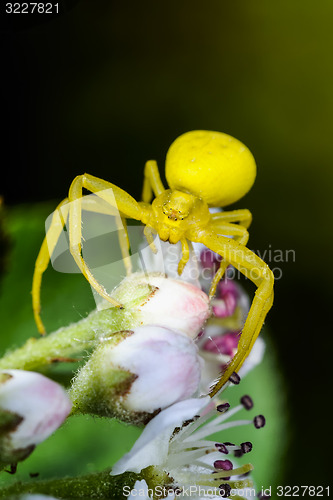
107;326;202;413
138;275;211;339
0;370;72;463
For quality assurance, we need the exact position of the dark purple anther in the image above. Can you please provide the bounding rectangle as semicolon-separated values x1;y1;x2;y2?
240;395;254;410
214;459;233;470
215;443;229;454
214;459;233;480
217;402;230;413
219;484;232;497
254;415;266;429
229;372;241;385
240;441;253;454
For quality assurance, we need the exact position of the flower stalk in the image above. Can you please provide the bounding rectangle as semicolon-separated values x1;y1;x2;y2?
0;468;146;499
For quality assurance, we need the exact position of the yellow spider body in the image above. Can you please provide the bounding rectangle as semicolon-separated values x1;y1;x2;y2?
33;130;274;396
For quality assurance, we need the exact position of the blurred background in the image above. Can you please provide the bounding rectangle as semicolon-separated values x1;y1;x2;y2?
1;0;332;494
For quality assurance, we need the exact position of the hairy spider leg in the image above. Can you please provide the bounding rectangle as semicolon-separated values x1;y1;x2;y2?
32;195;134;334
67;174;142;308
76;195;133;275
33;198;69;335
177;238;190;275
211;209;252;229
207;210;252;296
142;160;165;203
192;230;274;396
208;220;250;297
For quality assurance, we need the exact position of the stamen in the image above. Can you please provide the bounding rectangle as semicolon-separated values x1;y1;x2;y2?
217;402;230;413
240;441;253;454
219;484;232;497
195;464;253;482
254;414;266;429
240;395;253;410
229;372;241;385
215;443;229;454
205;404;243;429
214;459;233;470
214;459;233;480
190;417;252;441
167;448;211;468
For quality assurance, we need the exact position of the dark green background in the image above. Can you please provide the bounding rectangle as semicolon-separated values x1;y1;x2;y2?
1;0;332;493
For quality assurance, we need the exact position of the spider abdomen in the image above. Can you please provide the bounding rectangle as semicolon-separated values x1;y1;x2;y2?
165;130;256;207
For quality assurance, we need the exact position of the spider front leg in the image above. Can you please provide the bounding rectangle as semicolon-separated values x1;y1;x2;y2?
67;174;142;308
194;229;274;396
32;198;69;334
142;160;165;203
32;194;135;334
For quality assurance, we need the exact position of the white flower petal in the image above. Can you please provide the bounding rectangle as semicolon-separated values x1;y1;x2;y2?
111;397;210;475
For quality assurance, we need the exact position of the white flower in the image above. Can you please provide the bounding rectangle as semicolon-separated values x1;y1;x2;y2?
104;326;203;412
0;370;72;463
112;390;266;498
70;325;204;422
134;274;211;339
99;272;211;340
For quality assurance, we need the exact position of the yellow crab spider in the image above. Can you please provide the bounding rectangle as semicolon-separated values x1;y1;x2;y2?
32;130;274;396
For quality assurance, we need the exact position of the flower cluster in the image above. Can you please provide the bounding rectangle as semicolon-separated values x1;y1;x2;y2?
0;227;269;499
69;273;211;424
112;372;267;499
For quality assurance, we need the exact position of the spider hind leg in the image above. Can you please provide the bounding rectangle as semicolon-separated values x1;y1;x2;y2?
195;228;274;396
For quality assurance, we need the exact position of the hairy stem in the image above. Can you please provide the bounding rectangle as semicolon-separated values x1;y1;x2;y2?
0;308;139;372
0;466;172;499
0;469;139;499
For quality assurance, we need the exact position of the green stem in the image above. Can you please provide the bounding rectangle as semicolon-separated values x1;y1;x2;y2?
0;466;172;499
0;469;140;499
0;308;140;372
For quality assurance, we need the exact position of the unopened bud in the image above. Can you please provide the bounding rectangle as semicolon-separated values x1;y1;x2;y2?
126;274;210;339
0;370;72;463
70;326;202;425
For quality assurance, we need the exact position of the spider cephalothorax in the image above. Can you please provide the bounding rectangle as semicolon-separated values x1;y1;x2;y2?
149;189;211;244
33;130;274;396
